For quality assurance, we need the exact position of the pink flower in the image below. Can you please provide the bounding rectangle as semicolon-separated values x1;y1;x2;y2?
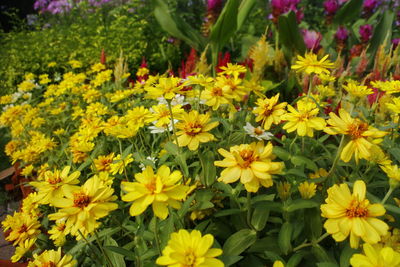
302;29;322;52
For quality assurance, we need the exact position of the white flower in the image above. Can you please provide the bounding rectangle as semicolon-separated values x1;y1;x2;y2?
243;122;274;140
148;119;177;134
157;94;187;106
139;156;158;170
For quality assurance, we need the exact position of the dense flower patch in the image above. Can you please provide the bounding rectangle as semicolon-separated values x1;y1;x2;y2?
1;35;400;266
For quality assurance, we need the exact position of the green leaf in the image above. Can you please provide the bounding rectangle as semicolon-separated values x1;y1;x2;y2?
384;204;400;215
287;251;306;267
304;208;322;240
277;11;306;56
199;151;217;186
291;155;318;171
222;229;257;256
251;194;275;204
104;237;127;267
164;141;179;156
339;243;358;267
278;222;293;255
220;255;244;266
237;0;257;31
273;146;291;161
210;0;240;48
367;10;395;58
251;202;270;231
214;208;243;217
153;0;203;50
333;0;363;25
312;244;334;263
286;199;318;212
389;147;400;162
317;263;339;267
104;245;135;262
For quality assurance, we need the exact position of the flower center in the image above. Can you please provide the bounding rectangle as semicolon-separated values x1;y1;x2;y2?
347;121;368;139
43;262;56;267
346;199;368;218
48;175;62;185
73;192;91;208
298;112;310;122
145;177;157;193
18;224;27;234
184;122;203;136
183;250;196;266
254;127;264;135
211;87;223;96
238;149;256;168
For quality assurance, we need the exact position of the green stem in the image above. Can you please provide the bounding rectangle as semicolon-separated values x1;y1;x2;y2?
166;100;180;148
154;218;162;256
327;134;345;178
293;232;330;252
118;139;130;181
381;186;394;204
77;230;103;265
94;230;115;267
246;192;256;230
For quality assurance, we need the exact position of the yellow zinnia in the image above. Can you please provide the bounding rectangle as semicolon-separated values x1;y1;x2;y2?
156;229;223;267
350;243;400;267
175;110;219;150
48;175;118;239
215;141;284;192
282;101;326;137
28;248;76;267
253;94;287;130
321;180;388;248
121;165;189;219
30;166;80;205
325;109;387;163
291;52;334;75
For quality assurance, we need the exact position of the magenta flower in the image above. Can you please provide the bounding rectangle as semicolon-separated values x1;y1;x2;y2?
359;24;373;43
324;0;339;15
393;38;400;49
271;0;303;23
363;0;380;15
335;26;349;42
302;29;322;52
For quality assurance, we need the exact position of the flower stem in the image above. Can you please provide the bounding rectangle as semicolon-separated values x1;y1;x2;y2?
246;192;256;231
167;100;180;148
154;217;162;256
293;232;330;252
118;139;130;182
381;186;394;204
94;230;115;267
327;134;345;178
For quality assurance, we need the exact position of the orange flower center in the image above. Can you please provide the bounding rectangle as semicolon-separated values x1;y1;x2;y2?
48;175;62;185
238;149;257;168
211;87;223;96
254;128;264;135
43;262;56;267
346;200;368;218
145;177;157;193
298;112;310;122
184;122;203;136
73;192;91;208
347;121;368;139
18;224;27;234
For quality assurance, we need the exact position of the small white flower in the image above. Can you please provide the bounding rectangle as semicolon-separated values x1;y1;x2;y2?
139;156;158;171
148;119;177;134
243;122;274;140
157;94;187;106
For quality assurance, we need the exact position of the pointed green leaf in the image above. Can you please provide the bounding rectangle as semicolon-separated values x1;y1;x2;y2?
222;229;257;256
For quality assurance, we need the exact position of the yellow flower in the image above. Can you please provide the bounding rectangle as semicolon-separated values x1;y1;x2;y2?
109;153;134;175
321;180;389;248
146;104;184;128
48;175;118;239
121;165;189;219
39;74;51;85
253;94;287;130
3;212;40;246
291;53;334;75
30;166;80;205
28;248;76;267
48;222;67;247
277;182;291;200
282;101;326;137
18;80;36;92
350;243;400;267
371;80;400;94
47;61;57;67
215;141;284;192
201;84;231;110
146;77;184;100
343;81;373;98
156;229;223;267
68;60;82;69
298;181;317;199
325;109;387;163
93;153;115;172
11;238;36;263
386;97;400;114
273;260;285;267
21;165;34;177
91;63;106;72
382;165;400;187
175;110;219;150
219;63;247;78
